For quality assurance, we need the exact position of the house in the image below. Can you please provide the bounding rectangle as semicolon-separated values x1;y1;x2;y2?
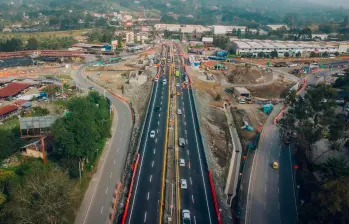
202;37;213;47
2;27;12;32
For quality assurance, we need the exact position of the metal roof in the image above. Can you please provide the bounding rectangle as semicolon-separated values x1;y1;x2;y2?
19;115;59;130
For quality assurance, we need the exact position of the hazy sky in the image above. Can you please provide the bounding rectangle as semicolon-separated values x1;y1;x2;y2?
307;0;349;7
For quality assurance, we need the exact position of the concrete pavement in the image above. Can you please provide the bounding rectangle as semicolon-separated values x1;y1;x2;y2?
73;65;133;224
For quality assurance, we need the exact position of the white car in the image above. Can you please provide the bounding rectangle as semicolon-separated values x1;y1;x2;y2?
154;78;159;82
180;159;185;167
180;179;187;189
163;79;167;85
182;210;191;224
177;109;182;115
150;130;156;138
176;83;180;87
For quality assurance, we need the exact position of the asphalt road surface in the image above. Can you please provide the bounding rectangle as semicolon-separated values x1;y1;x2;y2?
246;110;297;224
175;48;217;224
73;65;133;224
126;45;170;224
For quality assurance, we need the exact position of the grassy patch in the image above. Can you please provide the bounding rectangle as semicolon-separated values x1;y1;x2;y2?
0;29;91;41
43;74;73;80
0;117;19;130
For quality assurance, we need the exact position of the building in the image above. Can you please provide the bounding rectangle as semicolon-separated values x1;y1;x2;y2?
154;24;181;32
0;82;32;99
202;37;213;47
231;39;340;57
0;104;19;121
233;87;251;98
266;24;289;30
312;34;329;41
213;25;247;35
136;32;149;44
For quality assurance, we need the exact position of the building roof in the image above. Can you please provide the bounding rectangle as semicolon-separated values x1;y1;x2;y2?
266;24;289;30
19;115;59;130
0;82;31;98
0;104;19;116
202;37;213;43
234;87;250;94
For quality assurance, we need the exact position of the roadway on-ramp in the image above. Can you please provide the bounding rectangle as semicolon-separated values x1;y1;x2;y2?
73;65;133;224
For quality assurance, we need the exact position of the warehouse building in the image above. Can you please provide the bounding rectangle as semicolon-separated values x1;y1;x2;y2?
231;39;342;57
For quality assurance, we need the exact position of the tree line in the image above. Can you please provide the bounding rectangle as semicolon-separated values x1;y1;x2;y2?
0;36;77;52
279;84;349;223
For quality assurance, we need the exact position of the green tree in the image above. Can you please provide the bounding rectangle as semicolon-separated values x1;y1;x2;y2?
51;92;111;177
322;51;329;58
284;52;290;58
271;50;278;58
319;158;349;180
257;51;265;58
310;51;317;57
296;52;301;57
26;37;39;50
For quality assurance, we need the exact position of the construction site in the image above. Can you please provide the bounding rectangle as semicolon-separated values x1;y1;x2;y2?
183;55;297;220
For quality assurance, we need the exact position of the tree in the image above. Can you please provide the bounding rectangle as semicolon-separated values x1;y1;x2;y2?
237;28;242;37
271;50;278;58
257;51;265;58
310;51;317;57
51;92;111;177
284;52;290;58
334;52;340;56
0;128;23;161
48;15;60;26
296;52;301;58
160;14;177;24
319;158;349;181
322;51;329;58
26;37;39;50
1;167;80;223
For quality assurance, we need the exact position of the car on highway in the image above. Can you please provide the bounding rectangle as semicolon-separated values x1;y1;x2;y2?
154;106;161;112
180;179;187;189
179;138;185;147
182;210;191;224
177;92;180;96
177;109;182;115
150;130;156;138
180;158;185;167
272;161;279;169
154;78;159;82
163;79;167;85
176;83;180;87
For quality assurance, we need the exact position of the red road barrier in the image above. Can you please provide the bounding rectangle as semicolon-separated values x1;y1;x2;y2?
208;171;222;224
121;154;140;224
110;183;122;223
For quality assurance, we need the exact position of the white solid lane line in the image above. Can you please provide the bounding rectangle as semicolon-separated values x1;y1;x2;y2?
194;216;197;224
144;212;147;223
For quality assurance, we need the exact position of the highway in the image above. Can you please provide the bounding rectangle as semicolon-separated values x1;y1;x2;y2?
175;47;217;223
246;107;297;224
126;45;170;224
73;65;133;224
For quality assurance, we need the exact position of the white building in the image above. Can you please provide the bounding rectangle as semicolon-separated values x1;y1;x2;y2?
213;25;247;35
232;39;339;57
154;24;181;32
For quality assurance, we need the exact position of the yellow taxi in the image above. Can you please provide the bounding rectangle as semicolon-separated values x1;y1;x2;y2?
272;162;279;169
176;92;180;96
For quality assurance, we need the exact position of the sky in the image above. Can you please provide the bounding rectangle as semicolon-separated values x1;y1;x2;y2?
307;0;349;7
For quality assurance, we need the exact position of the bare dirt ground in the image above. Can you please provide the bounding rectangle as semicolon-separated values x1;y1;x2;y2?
222;65;273;84
246;79;293;99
